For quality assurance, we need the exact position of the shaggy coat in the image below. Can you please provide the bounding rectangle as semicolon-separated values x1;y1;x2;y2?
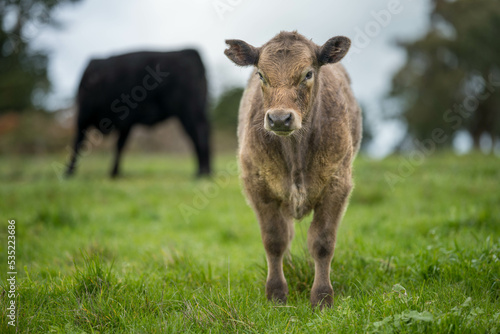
225;31;362;308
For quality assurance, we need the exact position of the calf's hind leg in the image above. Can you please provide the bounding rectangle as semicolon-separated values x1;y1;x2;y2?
308;177;352;309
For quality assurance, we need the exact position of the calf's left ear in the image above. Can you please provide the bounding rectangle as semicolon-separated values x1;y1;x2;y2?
317;36;351;65
225;39;259;67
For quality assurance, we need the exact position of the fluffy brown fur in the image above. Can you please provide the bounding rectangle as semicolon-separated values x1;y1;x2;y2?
225;31;362;309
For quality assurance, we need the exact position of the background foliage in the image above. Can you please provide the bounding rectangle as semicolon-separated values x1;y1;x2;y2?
0;0;81;113
388;0;500;151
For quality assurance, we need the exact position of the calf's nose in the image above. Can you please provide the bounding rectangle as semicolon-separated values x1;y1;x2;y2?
267;110;294;132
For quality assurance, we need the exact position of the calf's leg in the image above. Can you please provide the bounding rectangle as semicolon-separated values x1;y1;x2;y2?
261;205;292;303
249;196;292;303
308;177;352;309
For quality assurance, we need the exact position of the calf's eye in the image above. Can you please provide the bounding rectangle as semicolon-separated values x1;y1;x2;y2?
257;72;265;81
304;71;313;81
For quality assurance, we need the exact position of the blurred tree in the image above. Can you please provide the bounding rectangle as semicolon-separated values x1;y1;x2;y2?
388;0;500;152
0;0;81;113
211;87;244;131
359;103;373;152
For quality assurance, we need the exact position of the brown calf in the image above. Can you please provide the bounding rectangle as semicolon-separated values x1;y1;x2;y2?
225;31;362;308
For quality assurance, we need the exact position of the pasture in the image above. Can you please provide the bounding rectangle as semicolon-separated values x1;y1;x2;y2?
0;152;499;333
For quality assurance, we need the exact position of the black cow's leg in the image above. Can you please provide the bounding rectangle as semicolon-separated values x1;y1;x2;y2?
65;129;86;177
179;115;211;177
196;119;211;176
111;128;131;178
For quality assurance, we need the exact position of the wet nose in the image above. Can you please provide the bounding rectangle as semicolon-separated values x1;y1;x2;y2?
267;110;294;132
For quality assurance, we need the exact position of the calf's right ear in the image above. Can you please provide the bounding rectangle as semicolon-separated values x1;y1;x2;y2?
224;39;259;66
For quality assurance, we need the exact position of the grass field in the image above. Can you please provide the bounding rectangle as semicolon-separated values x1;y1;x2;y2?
0;152;499;333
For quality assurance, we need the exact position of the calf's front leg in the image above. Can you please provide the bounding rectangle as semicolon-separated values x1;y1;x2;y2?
251;198;293;303
308;177;352;309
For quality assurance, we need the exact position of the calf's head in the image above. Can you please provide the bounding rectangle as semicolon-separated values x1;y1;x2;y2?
225;32;350;136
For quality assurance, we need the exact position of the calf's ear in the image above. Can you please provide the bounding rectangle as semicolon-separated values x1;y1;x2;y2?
224;39;259;66
317;36;351;65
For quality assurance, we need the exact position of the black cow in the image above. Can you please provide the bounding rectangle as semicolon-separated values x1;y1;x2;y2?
66;49;211;178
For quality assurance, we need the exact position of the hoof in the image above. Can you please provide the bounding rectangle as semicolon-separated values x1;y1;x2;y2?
311;285;334;309
266;279;288;304
65;165;75;178
196;169;211;178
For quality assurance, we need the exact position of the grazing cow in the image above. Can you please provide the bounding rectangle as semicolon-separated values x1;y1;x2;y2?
66;49;211;178
224;31;362;308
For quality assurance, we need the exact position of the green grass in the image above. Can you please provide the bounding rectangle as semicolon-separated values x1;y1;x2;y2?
0;152;499;333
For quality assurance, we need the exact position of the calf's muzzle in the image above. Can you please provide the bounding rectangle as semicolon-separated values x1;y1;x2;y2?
265;109;300;135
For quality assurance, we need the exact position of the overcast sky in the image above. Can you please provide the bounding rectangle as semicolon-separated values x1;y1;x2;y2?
33;0;432;156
